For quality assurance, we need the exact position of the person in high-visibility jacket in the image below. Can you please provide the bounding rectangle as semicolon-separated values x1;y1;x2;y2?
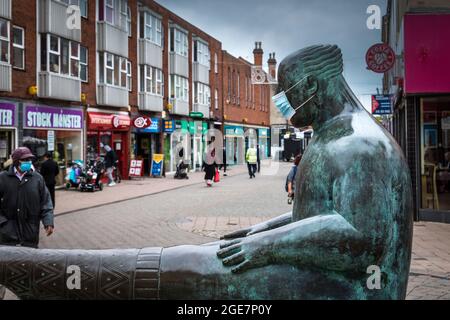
246;147;258;179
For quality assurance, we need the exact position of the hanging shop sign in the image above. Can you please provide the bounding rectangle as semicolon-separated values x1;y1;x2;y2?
151;154;164;177
371;95;393;115
164;120;176;133
88;112;131;131
366;43;396;73
133;116;152;129
0;102;16;127
25;105;83;130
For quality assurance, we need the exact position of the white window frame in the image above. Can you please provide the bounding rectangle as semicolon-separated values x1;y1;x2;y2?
105;0;115;25
0;19;11;64
127;60;132;91
12;26;24;70
195;40;209;67
105;52;114;85
173;28;188;57
80;46;88;82
127;6;132;37
48;35;60;73
120;1;128;32
120;57;127;89
143;12;162;46
100;52;130;88
70;41;80;78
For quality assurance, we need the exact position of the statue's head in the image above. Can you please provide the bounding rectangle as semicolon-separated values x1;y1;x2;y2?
276;45;344;128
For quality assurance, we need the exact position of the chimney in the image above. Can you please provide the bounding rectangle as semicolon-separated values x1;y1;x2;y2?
268;52;277;80
253;41;263;66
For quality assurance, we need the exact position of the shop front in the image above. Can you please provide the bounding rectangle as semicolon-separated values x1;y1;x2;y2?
0;101;18;171
87;111;131;180
392;14;450;222
23;104;84;186
133;117;162;176
225;124;245;165
189;121;209;172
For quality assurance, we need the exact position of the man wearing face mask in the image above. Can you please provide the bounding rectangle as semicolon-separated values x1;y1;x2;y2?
0;147;54;249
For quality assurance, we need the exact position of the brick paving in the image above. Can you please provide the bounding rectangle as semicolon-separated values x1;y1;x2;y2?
3;161;450;300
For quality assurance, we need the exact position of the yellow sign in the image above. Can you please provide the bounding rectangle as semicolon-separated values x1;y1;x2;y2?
153;154;164;163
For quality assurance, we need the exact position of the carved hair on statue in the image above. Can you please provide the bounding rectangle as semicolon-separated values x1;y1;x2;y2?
278;44;344;94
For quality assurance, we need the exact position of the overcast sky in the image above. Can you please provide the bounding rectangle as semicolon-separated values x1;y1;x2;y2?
156;0;387;111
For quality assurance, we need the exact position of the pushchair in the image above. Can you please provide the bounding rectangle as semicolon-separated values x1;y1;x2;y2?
174;160;189;180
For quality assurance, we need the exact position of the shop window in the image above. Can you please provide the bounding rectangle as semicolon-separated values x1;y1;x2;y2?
420;97;450;212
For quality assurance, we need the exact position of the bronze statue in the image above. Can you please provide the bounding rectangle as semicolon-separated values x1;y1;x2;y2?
0;45;413;300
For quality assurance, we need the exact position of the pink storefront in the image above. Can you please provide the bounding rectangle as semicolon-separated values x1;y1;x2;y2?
399;14;450;222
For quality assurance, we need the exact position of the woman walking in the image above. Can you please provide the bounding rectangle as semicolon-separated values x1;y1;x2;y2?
203;148;217;187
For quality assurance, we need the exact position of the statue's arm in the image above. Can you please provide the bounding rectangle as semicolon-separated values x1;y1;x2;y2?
218;159;387;273
221;212;293;240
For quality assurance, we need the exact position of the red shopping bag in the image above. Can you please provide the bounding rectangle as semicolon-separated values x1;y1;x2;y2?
214;169;220;183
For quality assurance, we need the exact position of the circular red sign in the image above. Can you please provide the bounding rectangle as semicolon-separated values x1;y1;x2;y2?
366;43;396;73
133;116;152;129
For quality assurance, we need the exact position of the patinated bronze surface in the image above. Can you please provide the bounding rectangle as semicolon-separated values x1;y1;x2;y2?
0;45;413;300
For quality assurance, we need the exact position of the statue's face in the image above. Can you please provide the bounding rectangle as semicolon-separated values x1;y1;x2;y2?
278;74;320;128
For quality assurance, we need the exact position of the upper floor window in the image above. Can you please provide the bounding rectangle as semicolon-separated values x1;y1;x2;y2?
12;26;25;70
105;0;115;24
98;51;129;89
59;0;88;18
140;11;162;46
0;18;10;64
215;89;219;110
170;75;189;102
41;34;80;79
214;53;218;74
237;72;240;106
80;46;88;82
140;65;163;96
170;27;188;57
194;40;209;67
194;82;210;106
127;6;132;37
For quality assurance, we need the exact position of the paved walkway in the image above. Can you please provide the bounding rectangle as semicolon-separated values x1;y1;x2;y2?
54;164;251;215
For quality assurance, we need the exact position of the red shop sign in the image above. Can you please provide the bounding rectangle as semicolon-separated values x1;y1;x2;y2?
366;43;396;73
88;112;131;131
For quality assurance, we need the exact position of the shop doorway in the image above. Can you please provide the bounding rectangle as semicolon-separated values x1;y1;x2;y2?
0;129;15;171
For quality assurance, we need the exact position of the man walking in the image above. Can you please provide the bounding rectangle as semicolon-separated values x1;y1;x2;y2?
0;147;54;299
246;145;258;179
103;144;117;187
40;152;60;208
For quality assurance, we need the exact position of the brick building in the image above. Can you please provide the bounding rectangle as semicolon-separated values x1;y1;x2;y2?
0;0;273;181
222;42;273;165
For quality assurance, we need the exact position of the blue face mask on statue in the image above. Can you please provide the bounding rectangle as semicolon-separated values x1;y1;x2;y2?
20;161;32;172
272;75;319;120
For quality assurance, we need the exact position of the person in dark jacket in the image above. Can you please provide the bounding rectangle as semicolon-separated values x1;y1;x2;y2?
103;144;117;187
39;152;60;208
202;147;217;187
0;147;54;249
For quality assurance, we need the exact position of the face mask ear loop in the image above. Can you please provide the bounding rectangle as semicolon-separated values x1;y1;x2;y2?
284;75;310;95
294;80;320;112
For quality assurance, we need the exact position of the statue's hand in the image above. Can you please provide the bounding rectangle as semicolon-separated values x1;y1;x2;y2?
220;221;270;240
217;236;271;274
